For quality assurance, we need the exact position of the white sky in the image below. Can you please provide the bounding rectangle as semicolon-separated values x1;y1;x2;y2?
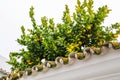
0;0;120;59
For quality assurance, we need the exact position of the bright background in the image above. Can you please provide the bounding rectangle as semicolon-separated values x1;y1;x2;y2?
0;0;120;59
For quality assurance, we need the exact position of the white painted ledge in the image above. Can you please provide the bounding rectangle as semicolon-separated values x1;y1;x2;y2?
20;48;120;80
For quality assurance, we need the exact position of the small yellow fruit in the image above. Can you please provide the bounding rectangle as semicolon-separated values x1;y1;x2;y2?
114;34;118;38
70;45;74;50
87;26;91;30
87;34;91;38
78;41;82;45
98;41;103;46
83;30;86;32
50;24;54;28
118;28;120;32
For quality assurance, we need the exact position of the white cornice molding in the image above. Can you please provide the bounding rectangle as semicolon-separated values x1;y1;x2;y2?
20;48;120;80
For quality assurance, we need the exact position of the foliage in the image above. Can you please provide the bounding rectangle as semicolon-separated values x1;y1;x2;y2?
7;0;120;71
